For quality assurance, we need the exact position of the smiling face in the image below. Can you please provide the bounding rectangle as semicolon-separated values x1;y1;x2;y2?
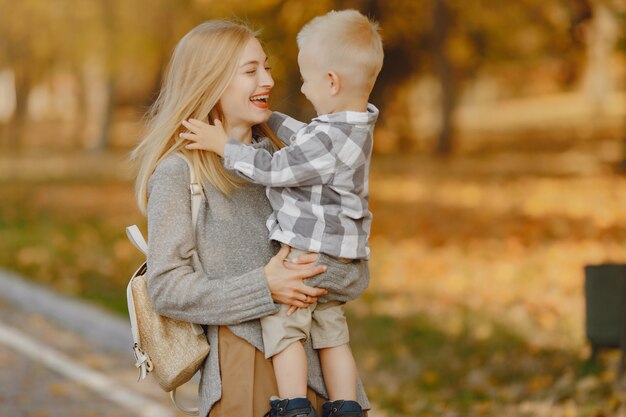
298;45;334;116
219;37;274;139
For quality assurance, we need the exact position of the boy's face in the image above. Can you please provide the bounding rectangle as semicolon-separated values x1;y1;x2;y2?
297;46;334;116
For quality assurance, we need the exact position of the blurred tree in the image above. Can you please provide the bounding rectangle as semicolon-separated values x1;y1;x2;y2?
84;0;195;151
0;0;617;153
0;0;67;149
608;1;626;169
0;0;197;151
88;0;117;152
356;0;431;152
433;0;455;154
317;0;593;154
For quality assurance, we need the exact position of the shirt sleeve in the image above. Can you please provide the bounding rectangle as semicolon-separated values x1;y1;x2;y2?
145;157;278;326
223;129;336;187
268;112;307;145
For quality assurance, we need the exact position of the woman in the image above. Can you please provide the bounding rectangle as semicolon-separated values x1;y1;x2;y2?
132;21;370;417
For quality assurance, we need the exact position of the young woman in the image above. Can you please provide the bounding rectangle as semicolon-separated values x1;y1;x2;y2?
132;21;370;417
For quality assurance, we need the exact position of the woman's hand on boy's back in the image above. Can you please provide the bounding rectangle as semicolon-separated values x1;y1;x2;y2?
180;118;229;156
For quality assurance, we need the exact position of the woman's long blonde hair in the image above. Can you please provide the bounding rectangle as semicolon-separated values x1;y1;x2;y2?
132;20;283;213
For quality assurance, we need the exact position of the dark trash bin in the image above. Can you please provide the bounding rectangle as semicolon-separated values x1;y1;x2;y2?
584;263;626;372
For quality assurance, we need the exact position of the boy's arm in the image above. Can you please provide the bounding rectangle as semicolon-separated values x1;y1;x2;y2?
181;117;335;187
268;112;307;145
223;130;335;187
181;114;309;154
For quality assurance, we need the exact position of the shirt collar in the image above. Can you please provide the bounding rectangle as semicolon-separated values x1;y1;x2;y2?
313;103;379;125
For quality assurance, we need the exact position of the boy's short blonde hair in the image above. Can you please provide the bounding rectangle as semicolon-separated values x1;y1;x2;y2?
297;9;383;95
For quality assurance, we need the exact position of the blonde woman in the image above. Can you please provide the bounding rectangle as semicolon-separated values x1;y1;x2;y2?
132;21;370;417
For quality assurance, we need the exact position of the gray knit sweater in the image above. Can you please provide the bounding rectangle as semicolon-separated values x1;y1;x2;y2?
146;144;370;416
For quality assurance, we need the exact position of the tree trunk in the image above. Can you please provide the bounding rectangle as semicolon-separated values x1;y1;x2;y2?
70;67;88;148
3;68;31;150
582;3;617;116
360;0;415;152
88;77;115;152
86;0;116;153
433;0;456;155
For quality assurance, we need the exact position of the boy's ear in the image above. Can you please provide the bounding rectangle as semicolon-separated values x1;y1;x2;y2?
327;71;340;96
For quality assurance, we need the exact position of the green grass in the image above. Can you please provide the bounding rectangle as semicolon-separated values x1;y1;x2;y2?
0;180;144;316
347;301;615;417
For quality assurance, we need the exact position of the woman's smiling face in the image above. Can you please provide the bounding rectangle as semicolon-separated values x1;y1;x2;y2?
219;37;274;138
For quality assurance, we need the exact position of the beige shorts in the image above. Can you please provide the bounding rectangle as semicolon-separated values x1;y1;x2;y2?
261;300;349;358
261;247;355;358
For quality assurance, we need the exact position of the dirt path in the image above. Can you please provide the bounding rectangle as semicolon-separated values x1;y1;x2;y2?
0;269;197;417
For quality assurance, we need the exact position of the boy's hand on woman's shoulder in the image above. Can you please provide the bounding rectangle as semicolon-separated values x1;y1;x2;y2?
180;118;228;156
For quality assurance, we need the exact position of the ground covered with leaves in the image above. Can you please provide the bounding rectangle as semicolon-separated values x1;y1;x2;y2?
2;134;626;416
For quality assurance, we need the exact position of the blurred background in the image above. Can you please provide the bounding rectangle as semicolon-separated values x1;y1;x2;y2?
1;0;626;416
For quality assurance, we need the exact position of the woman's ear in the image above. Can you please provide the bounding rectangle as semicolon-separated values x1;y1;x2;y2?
327;71;340;96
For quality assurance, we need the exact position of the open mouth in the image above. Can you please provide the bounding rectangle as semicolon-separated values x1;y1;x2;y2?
250;94;269;108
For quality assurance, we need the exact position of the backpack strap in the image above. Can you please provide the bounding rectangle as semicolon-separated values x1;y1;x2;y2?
126;225;147;255
173;152;204;237
126;263;152;380
172;153;205;337
126;152;203;256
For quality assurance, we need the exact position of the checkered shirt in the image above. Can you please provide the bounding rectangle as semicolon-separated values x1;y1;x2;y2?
223;104;378;259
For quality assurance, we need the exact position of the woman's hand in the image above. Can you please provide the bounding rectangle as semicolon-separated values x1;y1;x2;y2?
265;245;327;308
283;251;320;268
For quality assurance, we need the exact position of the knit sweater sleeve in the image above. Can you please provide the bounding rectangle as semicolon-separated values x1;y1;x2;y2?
145;156;278;326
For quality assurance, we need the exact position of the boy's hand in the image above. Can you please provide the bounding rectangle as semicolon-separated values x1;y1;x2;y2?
180;118;228;156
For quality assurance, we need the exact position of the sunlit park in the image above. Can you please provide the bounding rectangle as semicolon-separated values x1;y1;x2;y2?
1;0;626;416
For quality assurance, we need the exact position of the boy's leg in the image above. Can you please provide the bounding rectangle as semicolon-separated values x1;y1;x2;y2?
319;344;357;401
261;303;315;405
310;301;356;401
272;340;308;398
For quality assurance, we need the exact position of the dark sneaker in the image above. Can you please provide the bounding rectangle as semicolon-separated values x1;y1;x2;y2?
322;400;364;417
264;397;317;417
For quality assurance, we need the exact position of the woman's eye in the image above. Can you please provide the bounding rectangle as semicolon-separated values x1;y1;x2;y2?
265;66;272;71
246;70;256;75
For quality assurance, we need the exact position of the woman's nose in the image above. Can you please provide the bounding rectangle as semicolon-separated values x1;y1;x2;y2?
260;69;274;89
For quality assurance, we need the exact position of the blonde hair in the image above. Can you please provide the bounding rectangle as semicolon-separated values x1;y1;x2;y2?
297;9;384;94
132;20;283;213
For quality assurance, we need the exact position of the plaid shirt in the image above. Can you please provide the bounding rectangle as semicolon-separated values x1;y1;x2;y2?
223;104;378;259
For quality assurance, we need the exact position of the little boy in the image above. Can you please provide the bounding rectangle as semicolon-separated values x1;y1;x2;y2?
182;10;383;417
